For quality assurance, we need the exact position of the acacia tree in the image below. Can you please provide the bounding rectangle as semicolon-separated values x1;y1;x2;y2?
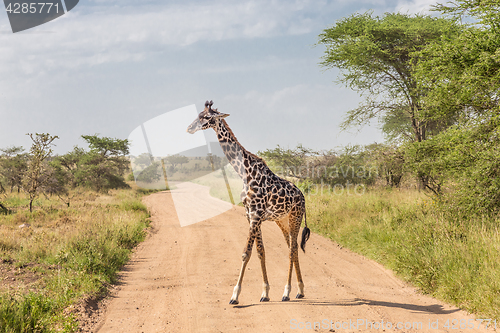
365;143;405;187
166;154;189;173
405;0;500;211
133;153;154;169
56;146;86;176
47;136;131;195
318;12;462;143
42;161;73;207
74;135;130;192
0;146;27;193
415;1;500;122
258;144;315;178
135;162;162;183
24;133;59;212
81;135;129;158
131;153;162;183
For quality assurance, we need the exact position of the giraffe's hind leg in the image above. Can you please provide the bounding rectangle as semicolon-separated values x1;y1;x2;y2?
293;234;305;299
292;210;306;299
276;217;295;301
282;232;301;301
282;210;305;301
276;216;290;248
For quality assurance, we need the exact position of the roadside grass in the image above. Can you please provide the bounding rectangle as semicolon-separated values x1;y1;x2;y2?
306;187;500;320
0;188;151;332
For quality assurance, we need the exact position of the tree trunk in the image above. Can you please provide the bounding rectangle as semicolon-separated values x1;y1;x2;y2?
417;173;428;191
410;111;430;190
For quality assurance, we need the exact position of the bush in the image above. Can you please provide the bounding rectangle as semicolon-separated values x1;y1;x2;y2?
405;114;500;217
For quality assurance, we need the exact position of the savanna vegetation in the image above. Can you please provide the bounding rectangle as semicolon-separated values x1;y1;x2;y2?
0;133;152;332
258;1;500;320
2;0;500;329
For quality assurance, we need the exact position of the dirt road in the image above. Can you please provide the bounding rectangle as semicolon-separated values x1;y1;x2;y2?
94;189;495;333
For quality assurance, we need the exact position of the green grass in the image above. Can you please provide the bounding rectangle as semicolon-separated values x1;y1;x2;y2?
306;188;500;320
0;292;62;333
0;188;151;332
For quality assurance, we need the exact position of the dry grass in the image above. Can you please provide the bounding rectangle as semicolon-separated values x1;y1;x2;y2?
306;187;500;320
0;186;151;332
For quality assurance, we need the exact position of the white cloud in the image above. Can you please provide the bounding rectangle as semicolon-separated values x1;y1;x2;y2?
395;0;436;13
0;0;391;153
2;0;430;83
0;0;328;77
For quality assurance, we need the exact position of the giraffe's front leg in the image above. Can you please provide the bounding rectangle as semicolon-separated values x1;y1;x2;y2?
255;227;270;302
229;229;255;305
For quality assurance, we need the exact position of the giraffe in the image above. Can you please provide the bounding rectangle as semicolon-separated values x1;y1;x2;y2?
187;100;311;305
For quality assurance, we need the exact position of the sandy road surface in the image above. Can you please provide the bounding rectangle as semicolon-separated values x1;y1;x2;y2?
95;189;495;333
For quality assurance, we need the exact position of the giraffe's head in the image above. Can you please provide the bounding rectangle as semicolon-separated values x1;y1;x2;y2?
187;100;229;134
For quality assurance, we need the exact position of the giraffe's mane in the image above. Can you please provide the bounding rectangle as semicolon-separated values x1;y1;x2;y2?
221;119;268;166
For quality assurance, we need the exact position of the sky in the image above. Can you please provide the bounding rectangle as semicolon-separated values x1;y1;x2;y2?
0;0;437;156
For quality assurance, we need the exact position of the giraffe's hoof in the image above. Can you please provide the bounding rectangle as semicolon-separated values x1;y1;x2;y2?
296;293;305;299
282;296;290;302
229;299;239;305
260;297;270;302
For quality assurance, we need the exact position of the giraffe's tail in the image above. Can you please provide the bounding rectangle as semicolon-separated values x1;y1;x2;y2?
300;210;310;253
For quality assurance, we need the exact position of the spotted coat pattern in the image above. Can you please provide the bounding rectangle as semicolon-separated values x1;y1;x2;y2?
187;100;311;304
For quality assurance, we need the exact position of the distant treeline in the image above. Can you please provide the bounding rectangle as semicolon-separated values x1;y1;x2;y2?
0;133;130;211
259;143;403;189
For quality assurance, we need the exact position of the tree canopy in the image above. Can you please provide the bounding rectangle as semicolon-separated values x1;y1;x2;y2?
405;0;500;213
0;146;27;193
415;2;500;123
24;133;59;212
318;12;462;143
81;135;129;157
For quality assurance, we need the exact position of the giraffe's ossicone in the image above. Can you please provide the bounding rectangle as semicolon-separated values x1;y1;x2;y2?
187;100;311;304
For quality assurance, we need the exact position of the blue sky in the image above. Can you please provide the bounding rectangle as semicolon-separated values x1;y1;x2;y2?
0;0;436;155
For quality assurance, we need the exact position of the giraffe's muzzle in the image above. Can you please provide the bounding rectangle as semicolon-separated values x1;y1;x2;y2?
187;119;201;134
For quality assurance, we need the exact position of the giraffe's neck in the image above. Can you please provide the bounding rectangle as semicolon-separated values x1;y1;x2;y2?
214;119;256;181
